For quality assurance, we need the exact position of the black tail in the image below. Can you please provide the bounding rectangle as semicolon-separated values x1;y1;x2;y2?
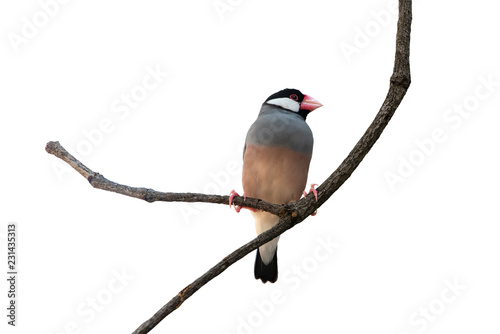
254;247;278;283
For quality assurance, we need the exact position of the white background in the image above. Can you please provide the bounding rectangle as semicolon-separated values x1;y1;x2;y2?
1;0;499;333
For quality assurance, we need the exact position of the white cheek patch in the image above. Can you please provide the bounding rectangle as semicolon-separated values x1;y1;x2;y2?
266;97;300;112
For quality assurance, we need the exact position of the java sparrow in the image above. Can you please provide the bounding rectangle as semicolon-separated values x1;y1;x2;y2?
230;88;323;283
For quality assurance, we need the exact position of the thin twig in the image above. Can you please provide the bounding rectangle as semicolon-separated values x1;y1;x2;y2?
46;1;412;332
45;141;286;216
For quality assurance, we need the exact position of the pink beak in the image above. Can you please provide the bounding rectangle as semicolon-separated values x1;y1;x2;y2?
300;94;323;112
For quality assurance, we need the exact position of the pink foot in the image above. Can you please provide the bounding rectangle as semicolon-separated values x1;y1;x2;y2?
303;183;318;216
229;189;242;212
303;183;318;202
229;190;256;213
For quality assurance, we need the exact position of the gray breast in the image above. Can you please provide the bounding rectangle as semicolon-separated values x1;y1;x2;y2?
244;105;314;155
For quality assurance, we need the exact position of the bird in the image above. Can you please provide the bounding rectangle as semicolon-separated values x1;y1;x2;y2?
230;88;323;283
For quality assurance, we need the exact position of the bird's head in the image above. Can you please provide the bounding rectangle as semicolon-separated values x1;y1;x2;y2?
264;88;323;120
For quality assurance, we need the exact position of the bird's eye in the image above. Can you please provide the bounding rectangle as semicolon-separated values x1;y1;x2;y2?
289;94;299;101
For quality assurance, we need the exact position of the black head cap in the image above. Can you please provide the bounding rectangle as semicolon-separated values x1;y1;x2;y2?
264;88;305;103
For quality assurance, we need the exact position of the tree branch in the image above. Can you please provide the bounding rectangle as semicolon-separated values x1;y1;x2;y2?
46;1;411;332
45;141;285;216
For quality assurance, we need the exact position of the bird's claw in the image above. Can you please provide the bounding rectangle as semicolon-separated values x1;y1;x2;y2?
229;189;241;212
229;190;250;213
229;189;238;207
303;184;318;216
303;183;318;202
